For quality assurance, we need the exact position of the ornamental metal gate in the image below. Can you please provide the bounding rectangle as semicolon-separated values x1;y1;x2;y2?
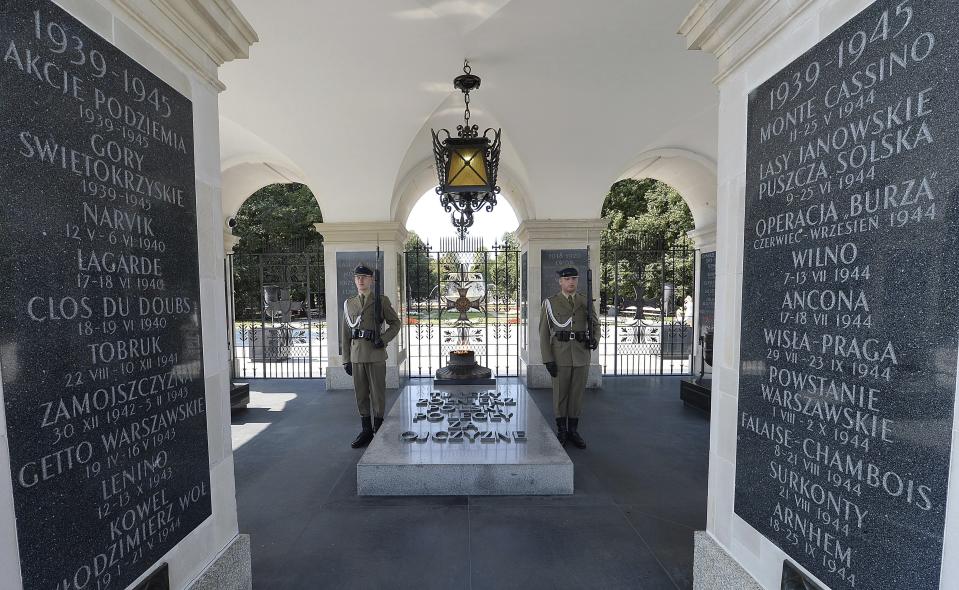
226;251;326;379
598;236;696;375
404;237;521;377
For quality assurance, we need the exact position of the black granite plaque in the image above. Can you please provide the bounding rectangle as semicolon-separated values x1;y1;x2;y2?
0;1;211;588
698;251;716;335
540;249;586;301
521;251;528;350
735;2;958;589
335;251;375;354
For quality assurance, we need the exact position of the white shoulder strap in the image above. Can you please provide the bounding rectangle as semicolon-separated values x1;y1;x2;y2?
344;299;361;328
543;299;572;329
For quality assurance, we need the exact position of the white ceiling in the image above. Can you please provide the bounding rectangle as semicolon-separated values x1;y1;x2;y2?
218;0;719;225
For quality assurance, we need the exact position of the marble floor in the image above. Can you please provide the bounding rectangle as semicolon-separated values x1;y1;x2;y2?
231;376;709;590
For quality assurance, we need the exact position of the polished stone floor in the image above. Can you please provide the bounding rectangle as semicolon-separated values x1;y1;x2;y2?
231;376;709;590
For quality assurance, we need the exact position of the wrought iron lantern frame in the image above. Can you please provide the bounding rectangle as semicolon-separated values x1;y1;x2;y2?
431;59;502;239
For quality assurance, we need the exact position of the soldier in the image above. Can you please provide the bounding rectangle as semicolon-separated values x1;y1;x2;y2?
342;264;401;448
539;267;599;449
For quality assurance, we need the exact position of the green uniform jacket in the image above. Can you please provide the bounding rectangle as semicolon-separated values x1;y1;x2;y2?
539;292;600;367
341;294;401;363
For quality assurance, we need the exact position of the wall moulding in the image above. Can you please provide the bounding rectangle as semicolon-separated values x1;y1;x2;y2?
679;0;816;84
316;222;409;246
516;219;609;244
112;0;257;90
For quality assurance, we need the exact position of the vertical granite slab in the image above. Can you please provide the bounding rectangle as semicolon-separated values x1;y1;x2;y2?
0;1;212;588
735;2;959;589
357;382;573;495
698;252;716;336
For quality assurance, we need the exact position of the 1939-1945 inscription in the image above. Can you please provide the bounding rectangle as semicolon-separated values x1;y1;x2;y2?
735;1;958;588
0;1;211;588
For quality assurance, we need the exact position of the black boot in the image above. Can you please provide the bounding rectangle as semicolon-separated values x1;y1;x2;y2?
351;416;374;448
567;418;586;449
555;417;568;446
373;417;384;433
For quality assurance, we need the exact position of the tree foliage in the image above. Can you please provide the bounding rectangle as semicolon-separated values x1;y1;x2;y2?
600;179;695;311
229;184;325;317
231;183;324;255
404;232;438;303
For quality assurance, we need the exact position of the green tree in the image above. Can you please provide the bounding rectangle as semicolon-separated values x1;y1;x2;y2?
600;179;695;312
404;232;438;304
229;183;324;318
232;183;324;255
489;232;520;305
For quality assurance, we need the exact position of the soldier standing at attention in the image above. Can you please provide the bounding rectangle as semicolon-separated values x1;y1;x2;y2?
539;267;599;448
342;264;401;448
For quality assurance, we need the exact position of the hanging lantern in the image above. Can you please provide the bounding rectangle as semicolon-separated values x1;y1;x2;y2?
431;59;502;239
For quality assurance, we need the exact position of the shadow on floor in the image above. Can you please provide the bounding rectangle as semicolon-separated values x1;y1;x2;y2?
231;376;709;590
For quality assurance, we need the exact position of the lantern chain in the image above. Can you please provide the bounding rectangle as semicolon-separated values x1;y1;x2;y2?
463;59;471;126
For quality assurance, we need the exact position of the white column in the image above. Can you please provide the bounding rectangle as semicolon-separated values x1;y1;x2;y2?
317;221;408;390
516;219;608;389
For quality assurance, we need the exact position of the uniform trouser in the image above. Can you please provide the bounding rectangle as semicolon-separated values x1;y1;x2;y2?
553;365;588;418
352;361;386;418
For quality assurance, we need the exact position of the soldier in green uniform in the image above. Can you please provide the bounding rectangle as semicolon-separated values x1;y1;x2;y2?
539;267;599;448
341;264;401;448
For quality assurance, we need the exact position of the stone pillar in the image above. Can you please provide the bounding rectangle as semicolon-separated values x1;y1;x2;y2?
687;224;716;377
0;1;256;589
517;219;608;389
682;1;959;589
317;221;408;390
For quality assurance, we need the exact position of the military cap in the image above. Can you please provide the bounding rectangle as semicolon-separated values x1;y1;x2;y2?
556;267;579;277
353;264;374;276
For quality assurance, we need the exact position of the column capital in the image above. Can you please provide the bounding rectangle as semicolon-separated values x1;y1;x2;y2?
516;219;609;244
315;221;408;246
687;224;717;252
679;0;816;84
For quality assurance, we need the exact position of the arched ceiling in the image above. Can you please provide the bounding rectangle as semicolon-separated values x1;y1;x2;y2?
218;0;718;225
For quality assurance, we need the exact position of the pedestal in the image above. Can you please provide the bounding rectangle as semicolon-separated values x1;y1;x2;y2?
680;378;711;414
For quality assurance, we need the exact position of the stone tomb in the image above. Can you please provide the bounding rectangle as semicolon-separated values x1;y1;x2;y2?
357;383;572;495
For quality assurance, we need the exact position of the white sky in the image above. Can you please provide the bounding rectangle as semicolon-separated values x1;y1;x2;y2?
405;189;518;246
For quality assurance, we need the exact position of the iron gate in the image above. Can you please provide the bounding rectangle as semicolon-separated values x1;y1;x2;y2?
598;235;696;375
405;237;521;377
227;251;326;379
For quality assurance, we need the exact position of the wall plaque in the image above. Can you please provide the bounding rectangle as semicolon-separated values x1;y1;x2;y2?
735;2;958;589
540;249;586;302
698;252;716;335
0;1;211;588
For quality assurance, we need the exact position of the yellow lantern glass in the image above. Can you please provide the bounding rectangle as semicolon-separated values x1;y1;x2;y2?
447;145;488;188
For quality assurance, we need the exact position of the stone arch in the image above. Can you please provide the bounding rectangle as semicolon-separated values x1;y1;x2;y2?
219;117;313;223
614;148;717;231
390;156;533;228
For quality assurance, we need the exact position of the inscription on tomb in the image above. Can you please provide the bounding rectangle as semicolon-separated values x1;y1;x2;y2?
0;1;210;588
735;2;958;589
401;390;523;443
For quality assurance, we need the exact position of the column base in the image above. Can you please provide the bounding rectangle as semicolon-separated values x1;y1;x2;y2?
326;365;402;390
524;364;603;389
187;534;251;590
693;531;762;590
